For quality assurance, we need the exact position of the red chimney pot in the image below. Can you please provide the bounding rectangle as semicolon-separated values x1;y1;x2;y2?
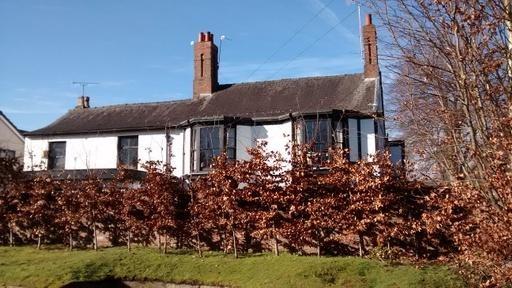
365;14;372;25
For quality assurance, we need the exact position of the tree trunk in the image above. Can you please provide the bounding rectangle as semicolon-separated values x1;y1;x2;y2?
37;234;41;250
358;234;365;257
163;234;168;254
273;226;280;256
127;231;131;251
222;231;228;254
157;234;161;252
317;234;321;258
232;227;238;259
9;227;13;247
196;233;202;257
93;224;98;251
69;233;73;251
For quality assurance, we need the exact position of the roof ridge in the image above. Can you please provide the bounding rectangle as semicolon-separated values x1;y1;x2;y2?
223;73;363;87
80;98;193;110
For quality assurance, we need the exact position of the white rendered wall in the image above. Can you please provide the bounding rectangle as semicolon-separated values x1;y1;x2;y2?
23;121;295;174
251;121;292;161
169;130;185;177
24;137;50;170
137;133;167;169
24;131;169;172
65;136;118;170
182;128;192;175
360;118;376;160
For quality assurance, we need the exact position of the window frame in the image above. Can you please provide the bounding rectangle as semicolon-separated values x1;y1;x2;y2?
117;135;139;170
294;116;335;167
191;124;236;172
48;141;66;170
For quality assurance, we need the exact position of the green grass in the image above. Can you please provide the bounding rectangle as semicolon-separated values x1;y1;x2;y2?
0;246;464;288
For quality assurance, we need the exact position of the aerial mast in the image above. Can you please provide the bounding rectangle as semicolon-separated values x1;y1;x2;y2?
72;81;99;96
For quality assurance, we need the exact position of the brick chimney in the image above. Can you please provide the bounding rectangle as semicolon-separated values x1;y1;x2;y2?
76;96;90;109
193;31;219;100
363;14;379;79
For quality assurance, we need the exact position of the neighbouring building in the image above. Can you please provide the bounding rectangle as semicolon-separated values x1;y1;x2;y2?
23;14;402;177
0;111;25;160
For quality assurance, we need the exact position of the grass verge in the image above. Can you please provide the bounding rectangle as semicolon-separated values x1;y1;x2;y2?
0;246;464;288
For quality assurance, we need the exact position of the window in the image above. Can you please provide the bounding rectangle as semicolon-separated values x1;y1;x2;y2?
0;149;15;159
191;126;236;172
48;142;66;170
118;136;138;169
296;118;332;165
226;127;236;161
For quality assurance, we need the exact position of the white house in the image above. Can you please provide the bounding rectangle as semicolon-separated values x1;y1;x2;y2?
23;15;397;178
0;111;25;160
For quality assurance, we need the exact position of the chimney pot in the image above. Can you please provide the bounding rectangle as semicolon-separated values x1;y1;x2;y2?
76;96;90;109
365;14;372;25
76;96;85;108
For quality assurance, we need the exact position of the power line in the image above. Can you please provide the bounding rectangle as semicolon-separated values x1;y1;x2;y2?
244;0;338;82
268;7;358;80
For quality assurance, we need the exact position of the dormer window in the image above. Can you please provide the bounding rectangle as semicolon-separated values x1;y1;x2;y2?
191;125;236;172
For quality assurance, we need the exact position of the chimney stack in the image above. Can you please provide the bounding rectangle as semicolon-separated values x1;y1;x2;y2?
362;14;379;79
193;31;219;100
76;96;90;109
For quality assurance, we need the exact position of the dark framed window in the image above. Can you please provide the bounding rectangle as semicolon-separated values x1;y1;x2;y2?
295;118;332;166
48;142;66;170
118;136;138;169
0;149;15;159
191;125;236;172
199;126;222;170
226;127;236;161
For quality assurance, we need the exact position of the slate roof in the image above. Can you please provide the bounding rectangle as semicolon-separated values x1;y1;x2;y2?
26;73;377;136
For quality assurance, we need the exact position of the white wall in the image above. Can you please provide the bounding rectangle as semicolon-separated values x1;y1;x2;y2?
168;130;185;177
22;121;305;175
360;118;376;160
24;131;169;172
138;133;167;169
250;121;292;161
24;137;49;170
183;128;192;175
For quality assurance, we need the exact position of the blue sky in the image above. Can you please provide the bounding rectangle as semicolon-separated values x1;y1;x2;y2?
0;0;369;131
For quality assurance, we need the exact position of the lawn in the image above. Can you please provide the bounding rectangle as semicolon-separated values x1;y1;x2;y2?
0;246;464;288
